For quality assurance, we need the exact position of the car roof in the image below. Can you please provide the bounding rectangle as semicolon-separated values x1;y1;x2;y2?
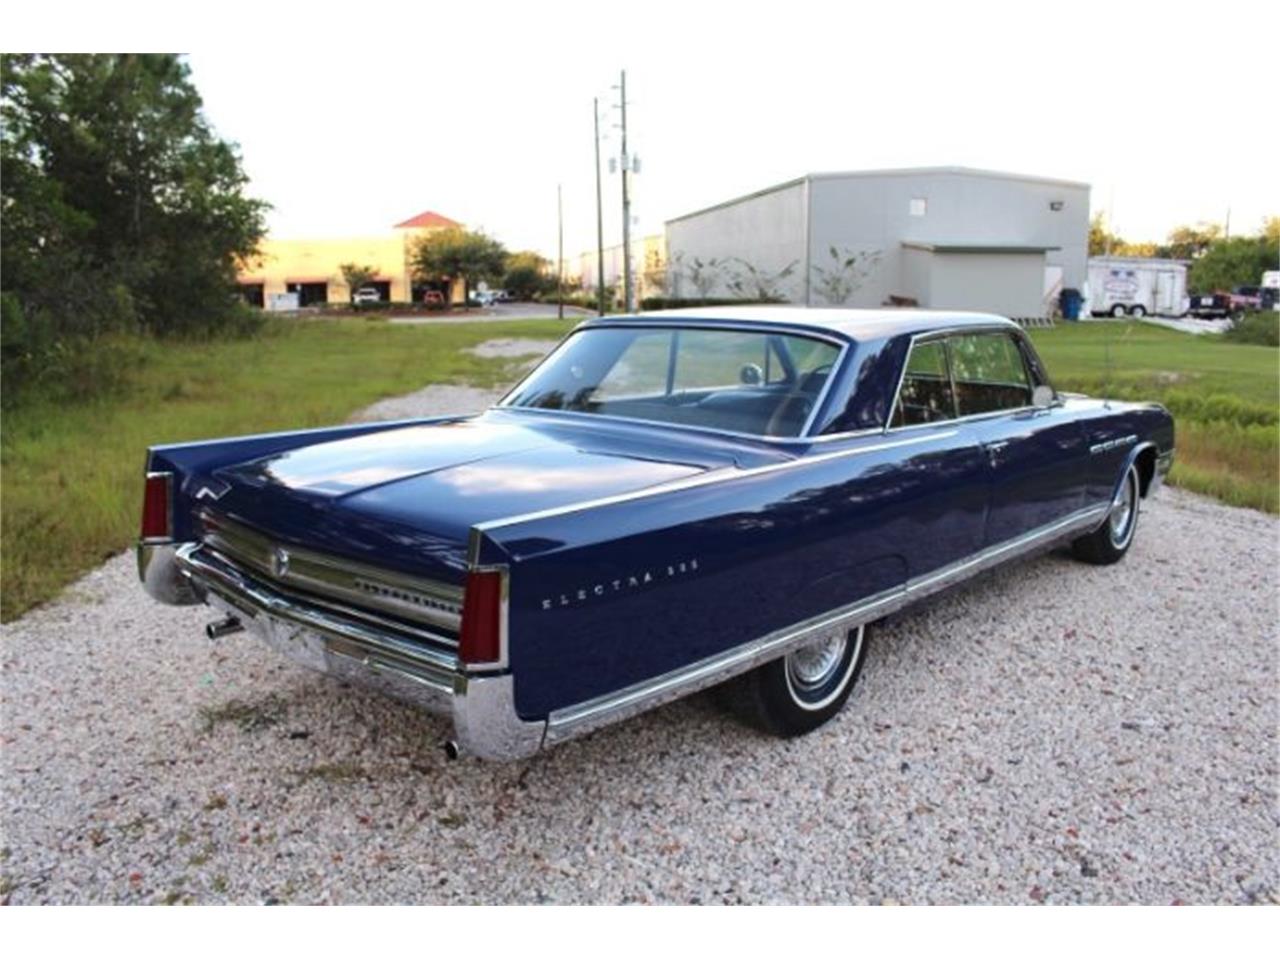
584;306;1017;343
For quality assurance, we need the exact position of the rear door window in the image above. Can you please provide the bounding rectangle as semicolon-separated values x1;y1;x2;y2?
891;339;955;426
949;333;1033;416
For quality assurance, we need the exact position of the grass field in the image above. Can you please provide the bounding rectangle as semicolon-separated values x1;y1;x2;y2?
0;317;574;621
1027;321;1278;514
2;315;1275;622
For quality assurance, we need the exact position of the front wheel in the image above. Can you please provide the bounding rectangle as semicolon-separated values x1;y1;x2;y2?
1130;304;1147;318
720;623;870;737
1111;303;1127;318
1072;464;1140;565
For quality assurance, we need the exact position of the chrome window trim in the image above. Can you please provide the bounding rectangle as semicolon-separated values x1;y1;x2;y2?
542;502;1109;747
475;428;958;533
492;405;894;448
882;324;1050;437
494;322;850;442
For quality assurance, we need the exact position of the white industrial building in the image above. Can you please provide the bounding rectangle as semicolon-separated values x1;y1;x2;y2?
664;166;1090;320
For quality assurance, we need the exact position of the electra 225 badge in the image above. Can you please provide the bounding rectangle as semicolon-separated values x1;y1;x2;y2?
540;558;700;611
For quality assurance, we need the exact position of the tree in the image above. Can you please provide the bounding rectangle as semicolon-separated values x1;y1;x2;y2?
726;258;797;302
1261;216;1280;247
2;54;267;395
1188;235;1277;293
2;55;266;336
502;250;551;300
811;246;882;305
1089;212;1125;256
339;263;377;300
410;227;507;307
1157;222;1222;261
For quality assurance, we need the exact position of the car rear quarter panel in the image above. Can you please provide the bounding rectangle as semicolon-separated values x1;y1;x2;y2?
480;429;990;720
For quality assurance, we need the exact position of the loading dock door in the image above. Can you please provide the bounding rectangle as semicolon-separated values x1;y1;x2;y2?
286;281;329;307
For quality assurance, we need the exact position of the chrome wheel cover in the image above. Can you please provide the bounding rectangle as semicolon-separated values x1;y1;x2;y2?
1109;470;1137;547
788;633;847;687
784;624;865;711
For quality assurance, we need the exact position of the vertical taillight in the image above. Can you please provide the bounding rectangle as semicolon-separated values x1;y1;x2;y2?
141;472;172;541
459;569;504;667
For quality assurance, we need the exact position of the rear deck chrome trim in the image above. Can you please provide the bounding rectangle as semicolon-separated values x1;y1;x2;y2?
542;502;1109;746
198;510;463;637
177;545;460;687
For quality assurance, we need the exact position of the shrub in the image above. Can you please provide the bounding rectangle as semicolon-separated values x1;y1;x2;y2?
1223;311;1280;347
639;296;784;311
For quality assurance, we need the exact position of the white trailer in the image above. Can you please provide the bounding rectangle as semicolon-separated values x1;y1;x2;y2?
1088;256;1188;318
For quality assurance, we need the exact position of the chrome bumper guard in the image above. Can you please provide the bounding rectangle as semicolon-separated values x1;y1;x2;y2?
137;542;546;761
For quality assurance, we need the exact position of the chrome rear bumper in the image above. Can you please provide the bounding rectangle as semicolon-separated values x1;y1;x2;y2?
138;542;546;760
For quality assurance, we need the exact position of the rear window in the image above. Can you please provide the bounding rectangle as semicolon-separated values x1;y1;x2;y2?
502;326;841;437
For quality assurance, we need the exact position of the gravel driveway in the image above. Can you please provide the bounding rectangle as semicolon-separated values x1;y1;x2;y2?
2;365;1276;905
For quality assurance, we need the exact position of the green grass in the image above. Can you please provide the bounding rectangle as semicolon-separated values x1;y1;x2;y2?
1028;321;1278;514
0;316;573;621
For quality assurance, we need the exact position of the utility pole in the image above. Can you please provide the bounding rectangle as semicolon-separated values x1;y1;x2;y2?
557;183;564;321
618;69;634;313
594;97;606;316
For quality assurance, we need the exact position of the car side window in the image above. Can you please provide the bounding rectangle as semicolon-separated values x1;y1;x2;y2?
891;339;955;427
949;332;1033;416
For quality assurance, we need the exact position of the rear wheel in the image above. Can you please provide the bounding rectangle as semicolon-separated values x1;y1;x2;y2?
1111;304;1127;318
1072;464;1140;565
1130;305;1147;318
720;623;870;737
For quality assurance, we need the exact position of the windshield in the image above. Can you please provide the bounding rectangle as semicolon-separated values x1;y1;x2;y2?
501;326;842;437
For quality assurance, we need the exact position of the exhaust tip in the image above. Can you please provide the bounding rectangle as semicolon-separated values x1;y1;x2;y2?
205;616;243;640
443;740;461;761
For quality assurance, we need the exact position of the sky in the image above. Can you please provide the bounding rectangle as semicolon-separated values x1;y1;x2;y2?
18;1;1276;262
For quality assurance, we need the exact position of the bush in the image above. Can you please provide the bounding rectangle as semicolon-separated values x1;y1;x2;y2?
536;291;614;310
1223;311;1280;347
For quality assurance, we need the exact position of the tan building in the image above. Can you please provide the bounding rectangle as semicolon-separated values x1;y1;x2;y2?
237;210;466;307
577;233;667;304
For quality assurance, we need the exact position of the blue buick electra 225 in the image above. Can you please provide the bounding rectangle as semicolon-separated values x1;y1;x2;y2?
139;308;1174;760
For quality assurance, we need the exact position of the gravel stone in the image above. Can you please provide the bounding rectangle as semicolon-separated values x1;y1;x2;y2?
463;338;561;359
1;381;1276;903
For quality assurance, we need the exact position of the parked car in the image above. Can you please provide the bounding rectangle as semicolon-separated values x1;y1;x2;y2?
1263;271;1280;312
422;290;446;306
1229;286;1263;313
469;290;497;306
1186;292;1231;319
138;308;1174;760
352;287;381;305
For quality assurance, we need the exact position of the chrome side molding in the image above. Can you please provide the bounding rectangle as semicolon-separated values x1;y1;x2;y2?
542;503;1109;748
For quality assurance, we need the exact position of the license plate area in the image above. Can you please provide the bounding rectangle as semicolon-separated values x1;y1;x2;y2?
265;619;329;673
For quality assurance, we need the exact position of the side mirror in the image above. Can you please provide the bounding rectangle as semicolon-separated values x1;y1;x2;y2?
1032;384;1056;409
739;363;763;386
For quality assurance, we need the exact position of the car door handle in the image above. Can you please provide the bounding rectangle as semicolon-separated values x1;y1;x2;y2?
986;440;1010;453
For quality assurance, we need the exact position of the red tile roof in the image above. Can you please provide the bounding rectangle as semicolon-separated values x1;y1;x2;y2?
393;211;461;230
